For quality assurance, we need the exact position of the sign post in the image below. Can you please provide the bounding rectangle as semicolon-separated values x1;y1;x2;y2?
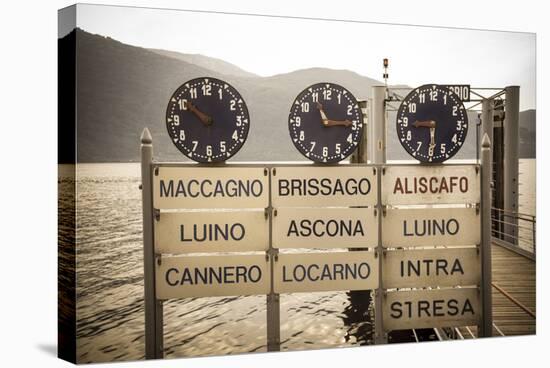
479;133;493;337
141;128;163;359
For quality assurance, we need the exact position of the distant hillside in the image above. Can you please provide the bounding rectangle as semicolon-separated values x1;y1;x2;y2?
58;29;536;163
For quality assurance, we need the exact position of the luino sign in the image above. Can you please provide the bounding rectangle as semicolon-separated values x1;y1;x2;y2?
147;162;483;337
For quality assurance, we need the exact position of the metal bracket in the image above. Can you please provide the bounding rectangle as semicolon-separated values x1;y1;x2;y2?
382;167;386;175
154;208;160;221
475;203;480;215
273;209;278;217
382;205;387;217
264;208;269;219
264;167;268;176
155;253;162;266
154;166;159;176
272;168;277;176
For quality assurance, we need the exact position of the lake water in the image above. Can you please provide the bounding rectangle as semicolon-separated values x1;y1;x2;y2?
59;159;535;363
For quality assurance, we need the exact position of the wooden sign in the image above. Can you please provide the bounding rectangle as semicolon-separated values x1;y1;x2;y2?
383;288;480;331
382;207;480;247
382;247;480;288
154;210;269;254
153;166;269;209
273;251;378;293
273;208;377;249
271;166;377;207
156;254;270;299
382;165;479;205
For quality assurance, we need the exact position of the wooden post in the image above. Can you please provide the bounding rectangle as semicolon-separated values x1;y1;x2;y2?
267;168;280;351
141;128;163;359
479;133;493;337
370;86;387;344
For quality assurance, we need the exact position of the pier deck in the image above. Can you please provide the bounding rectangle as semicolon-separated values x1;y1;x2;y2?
457;242;536;338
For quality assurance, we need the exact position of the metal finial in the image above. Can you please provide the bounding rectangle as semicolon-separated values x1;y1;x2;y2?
141;128;152;144
481;133;491;148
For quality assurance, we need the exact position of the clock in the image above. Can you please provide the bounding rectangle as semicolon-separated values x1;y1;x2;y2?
396;84;468;163
288;82;364;163
166;77;250;163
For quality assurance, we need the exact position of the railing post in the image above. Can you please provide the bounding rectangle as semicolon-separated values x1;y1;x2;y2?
479;133;493;337
141;128;163;359
370;86;387;344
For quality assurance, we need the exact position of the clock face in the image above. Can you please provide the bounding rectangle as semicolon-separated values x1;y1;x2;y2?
288;82;364;163
397;84;468;163
166;77;250;163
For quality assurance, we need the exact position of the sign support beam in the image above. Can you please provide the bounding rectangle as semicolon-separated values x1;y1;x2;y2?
266;170;280;352
479;133;493;337
370;85;387;344
504;86;520;245
141;128;164;359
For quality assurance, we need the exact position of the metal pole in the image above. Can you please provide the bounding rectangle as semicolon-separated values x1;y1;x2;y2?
370;86;387;163
141;128;163;359
504;86;520;245
481;99;494;153
480;133;493;337
370;86;387;344
267;169;280;351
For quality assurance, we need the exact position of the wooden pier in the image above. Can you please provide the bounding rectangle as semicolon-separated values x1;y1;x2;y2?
457;242;536;338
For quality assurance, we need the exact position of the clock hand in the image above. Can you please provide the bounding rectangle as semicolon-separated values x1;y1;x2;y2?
428;127;436;157
413;119;437;128
316;102;352;127
188;102;213;126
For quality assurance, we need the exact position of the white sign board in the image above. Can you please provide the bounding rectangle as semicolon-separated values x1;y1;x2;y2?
382;165;479;205
382;207;480;247
382;247;480;288
274;251;378;293
383;288;480;331
153;166;269;209
156;254;270;299
154;210;269;254
272;166;377;207
273;208;378;249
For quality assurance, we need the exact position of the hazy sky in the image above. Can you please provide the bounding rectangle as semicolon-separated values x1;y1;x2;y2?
63;4;536;110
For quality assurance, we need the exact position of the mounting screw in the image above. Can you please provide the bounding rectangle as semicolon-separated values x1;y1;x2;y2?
264;168;268;176
154;166;159;176
272;168;277;176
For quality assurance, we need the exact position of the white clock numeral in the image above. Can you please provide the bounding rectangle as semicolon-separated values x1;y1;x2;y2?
352;121;358;130
179;129;185;141
232;130;238;141
236;115;242;126
337;93;341;104
406;130;412;141
456;120;462;130
218;88;223;100
335;143;341;154
419;93;426;104
402;117;408;127
322;146;328;157
429;90;438;101
311;93;319;102
301;102;310;113
440;143;446;154
416;141;422;151
192;140;198;152
178;99;188;110
230;100;236;111
201;84;212;96
408;103;416;113
452;133;458;143
299;130;305;141
323;89;332;100
346;133;353;144
173;115;180;126
452;105;458;116
443;94;447;105
347;105;353;116
428;146;435;157
189;88;198;99
220;141;226;153
295;116;301;127
309;141;316;151
206;145;212;156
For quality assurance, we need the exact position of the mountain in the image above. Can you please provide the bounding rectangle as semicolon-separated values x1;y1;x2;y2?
149;49;258;79
58;29;536;163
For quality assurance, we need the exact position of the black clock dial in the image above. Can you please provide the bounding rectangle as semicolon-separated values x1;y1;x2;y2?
166;77;250;163
397;84;468;163
288;82;363;163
